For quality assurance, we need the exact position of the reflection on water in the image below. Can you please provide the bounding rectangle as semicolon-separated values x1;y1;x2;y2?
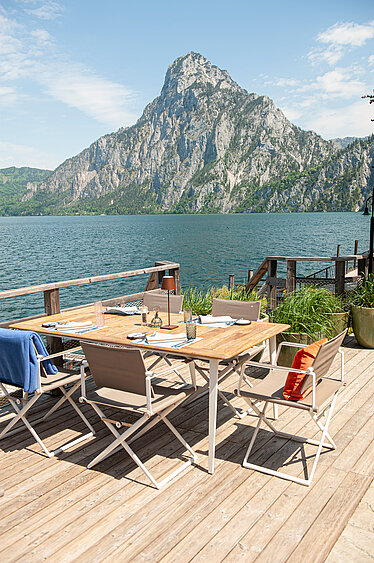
0;212;368;322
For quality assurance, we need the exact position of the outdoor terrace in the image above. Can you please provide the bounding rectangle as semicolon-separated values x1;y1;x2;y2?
0;334;372;562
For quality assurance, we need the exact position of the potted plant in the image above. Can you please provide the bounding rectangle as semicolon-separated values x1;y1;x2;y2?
351;274;374;348
270;287;347;366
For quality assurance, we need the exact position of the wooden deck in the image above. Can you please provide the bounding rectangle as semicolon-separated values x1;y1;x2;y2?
0;335;373;562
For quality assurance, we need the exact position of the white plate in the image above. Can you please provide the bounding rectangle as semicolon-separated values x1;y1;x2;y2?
235;319;251;325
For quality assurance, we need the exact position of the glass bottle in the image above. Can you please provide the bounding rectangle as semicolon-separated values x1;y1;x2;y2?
150;309;163;328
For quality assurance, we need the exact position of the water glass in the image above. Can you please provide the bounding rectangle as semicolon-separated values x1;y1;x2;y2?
186;320;197;340
141;305;148;326
183;309;192;322
94;301;105;328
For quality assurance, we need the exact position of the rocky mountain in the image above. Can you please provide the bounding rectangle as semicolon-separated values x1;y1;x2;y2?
256;135;373;213
3;53;372;216
0;167;52;215
331;137;360;151
17;52;339;215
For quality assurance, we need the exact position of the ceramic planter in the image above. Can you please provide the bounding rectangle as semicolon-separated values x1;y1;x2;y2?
275;332;324;368
352;305;374;349
326;311;350;338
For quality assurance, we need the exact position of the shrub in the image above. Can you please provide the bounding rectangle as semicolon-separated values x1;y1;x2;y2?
270;287;344;338
351;274;374;308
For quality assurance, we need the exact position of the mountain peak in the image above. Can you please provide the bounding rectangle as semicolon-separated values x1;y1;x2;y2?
162;52;237;95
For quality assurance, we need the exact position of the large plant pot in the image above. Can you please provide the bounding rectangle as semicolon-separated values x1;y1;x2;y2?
352;305;374;349
327;311;350;338
276;332;324;368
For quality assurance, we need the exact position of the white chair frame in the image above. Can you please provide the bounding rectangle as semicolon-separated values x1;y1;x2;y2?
79;351;197;490
0;346;94;457
236;337;345;486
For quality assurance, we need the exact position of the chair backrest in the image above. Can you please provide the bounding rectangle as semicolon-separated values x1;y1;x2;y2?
300;330;347;393
143;291;184;313
211;298;261;321
81;342;147;396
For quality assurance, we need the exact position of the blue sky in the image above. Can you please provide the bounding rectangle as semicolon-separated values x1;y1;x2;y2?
0;0;374;170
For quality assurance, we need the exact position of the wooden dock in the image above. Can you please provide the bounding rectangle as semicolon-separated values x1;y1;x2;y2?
0;335;373;562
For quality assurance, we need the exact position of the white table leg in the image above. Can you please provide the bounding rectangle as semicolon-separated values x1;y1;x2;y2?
208;359;219;474
268;336;278;420
269;335;277;364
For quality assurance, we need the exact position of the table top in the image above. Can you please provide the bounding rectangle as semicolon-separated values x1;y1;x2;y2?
10;306;289;362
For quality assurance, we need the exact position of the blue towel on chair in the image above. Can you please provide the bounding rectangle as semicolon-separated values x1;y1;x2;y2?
0;329;58;393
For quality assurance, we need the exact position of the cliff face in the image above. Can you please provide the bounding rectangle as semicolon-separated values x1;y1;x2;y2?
21;52;341;215
256;136;374;213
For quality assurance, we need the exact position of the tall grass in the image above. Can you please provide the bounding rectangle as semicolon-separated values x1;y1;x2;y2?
270;287;344;338
351;274;374;308
182;284;266;316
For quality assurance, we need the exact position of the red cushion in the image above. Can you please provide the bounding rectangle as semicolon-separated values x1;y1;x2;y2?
283;338;327;401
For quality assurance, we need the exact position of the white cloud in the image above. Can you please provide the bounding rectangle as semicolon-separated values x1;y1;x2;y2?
308;45;344;66
303;100;374;139
315;68;365;98
279;106;302;122
42;66;138;127
308;20;374;66
276;78;300;87
0;8;139;128
0;141;58;169
24;1;63;20
30;28;53;45
317;21;374;47
0;86;22;105
369;55;374;66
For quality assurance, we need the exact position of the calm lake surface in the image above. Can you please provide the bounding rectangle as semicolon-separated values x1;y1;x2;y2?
0;212;369;322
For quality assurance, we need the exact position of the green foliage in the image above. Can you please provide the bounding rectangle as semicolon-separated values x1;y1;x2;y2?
182;287;213;315
351;275;374;308
270;287;344;338
0;167;52;215
182;284;267;316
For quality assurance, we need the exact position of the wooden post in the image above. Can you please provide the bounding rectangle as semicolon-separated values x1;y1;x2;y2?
247;269;253;284
335;260;346;295
336;244;341;257
354;240;359;269
228;275;235;289
43;289;63;364
267;259;278;310
358;257;366;277
286;260;296;295
169;267;181;295
44;289;60;316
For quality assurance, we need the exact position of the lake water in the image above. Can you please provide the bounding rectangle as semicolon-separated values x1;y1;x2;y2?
0;212;369;322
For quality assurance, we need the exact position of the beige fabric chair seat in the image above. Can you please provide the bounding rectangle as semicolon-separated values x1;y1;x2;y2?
86;384;195;415
186;298;265;418
0;341;94;458
80;341;198;489
40;368;83;391
236;330;347;487
237;371;341;413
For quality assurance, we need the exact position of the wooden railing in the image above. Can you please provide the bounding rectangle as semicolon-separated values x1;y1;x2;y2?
245;253;370;310
0;260;181;324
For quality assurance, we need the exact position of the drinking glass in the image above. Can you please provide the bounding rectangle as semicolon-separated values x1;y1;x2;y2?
183;309;192;322
94;301;105;328
186;320;197;340
141;305;148;326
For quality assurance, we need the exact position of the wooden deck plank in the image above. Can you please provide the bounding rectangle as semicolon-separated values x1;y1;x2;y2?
0;341;372;563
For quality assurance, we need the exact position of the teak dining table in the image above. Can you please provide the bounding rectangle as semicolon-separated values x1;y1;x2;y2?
10;306;289;474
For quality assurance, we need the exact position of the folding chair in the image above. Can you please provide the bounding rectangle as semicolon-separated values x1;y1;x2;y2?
186;298;266;418
142;291;188;386
79;341;198;489
235;330;347;486
0;329;94;457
